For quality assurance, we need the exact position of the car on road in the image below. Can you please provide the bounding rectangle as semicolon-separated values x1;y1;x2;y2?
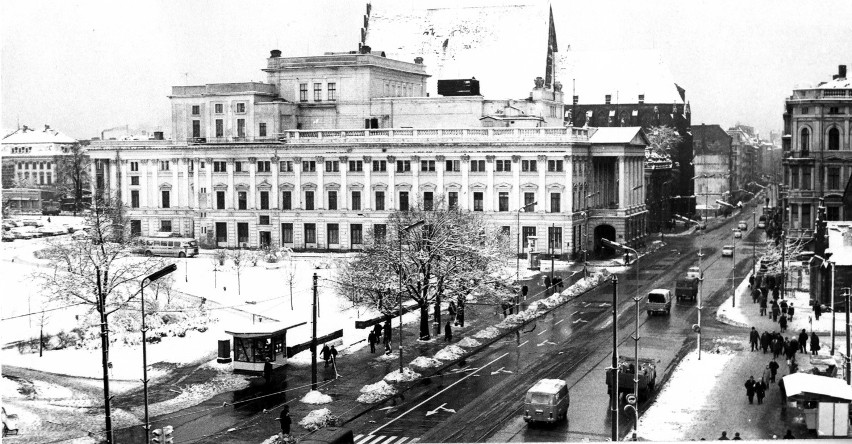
722;245;734;257
758;215;767;228
523;378;569;424
687;266;702;279
646;289;672;315
738;221;748;231
733;229;742;239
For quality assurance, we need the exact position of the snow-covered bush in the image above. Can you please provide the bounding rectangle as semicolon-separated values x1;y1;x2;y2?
409;356;442;369
357;380;397;403
383;367;421;383
434;345;466;361
298;408;339;431
301;390;332;404
473;326;501;339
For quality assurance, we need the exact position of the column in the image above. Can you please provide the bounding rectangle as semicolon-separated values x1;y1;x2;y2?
149;160;158;208
537;155;546;212
109;159;118;197
227;159;235;209
205;158;213;209
120;160;129;204
412;156;420;207
339;156;348;210
564;155;573;213
460;155;470;210
89;161;97;205
192;158;200;209
316;156;325;210
363;156;372;210
387;156;396;210
294;157;303;209
248;157;257;210
485;155;495;212
271;156;280;209
618;156;626;209
140;159;149;208
436;155;445;202
172;158;180;207
512;155;521;210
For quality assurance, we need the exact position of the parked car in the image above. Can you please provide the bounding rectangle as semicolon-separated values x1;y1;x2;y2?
22;219;44;228
722;245;734;257
738;221;748;231
687;266;702;279
646;289;672;315
733;229;742;239
758;215;767;228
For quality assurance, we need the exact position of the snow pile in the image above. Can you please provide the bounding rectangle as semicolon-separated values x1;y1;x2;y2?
495;310;538;329
710;336;745;354
301;390;333;404
540;294;564;308
456;337;481;348
298;408;339;431
409;356;443;368
357;380;397;403
134;370;250;418
473;326;501;339
434;344;466;361
383;367;421;383
374;352;398;361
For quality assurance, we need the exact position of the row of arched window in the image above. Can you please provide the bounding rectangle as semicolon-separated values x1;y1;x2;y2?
800;127;844;151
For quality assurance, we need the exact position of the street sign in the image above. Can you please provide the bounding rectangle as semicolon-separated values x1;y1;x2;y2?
626;394;637;405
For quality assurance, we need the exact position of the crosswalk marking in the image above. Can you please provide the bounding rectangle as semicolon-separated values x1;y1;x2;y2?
354;435;413;444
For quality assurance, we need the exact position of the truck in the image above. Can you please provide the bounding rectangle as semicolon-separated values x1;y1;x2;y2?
675;277;699;302
605;356;658;400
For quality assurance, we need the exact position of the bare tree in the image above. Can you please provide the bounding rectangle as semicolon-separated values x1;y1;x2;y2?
646;125;683;160
229;248;247;295
336;198;512;339
53;141;91;215
281;247;298;310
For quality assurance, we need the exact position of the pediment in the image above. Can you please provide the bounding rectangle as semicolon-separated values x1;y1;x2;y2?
278;182;295;191
419;182;437;191
521;182;539;190
371;182;388;191
301;182;318;190
444;182;462;190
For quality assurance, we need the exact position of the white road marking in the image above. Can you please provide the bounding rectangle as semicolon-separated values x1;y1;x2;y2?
537;340;557;347
537;329;548;336
518;340;529;348
555;319;565;325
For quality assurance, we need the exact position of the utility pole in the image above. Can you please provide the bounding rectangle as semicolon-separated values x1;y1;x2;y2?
845;289;850;385
631;295;641;440
752;211;756;272
96;267;113;444
698;248;704;360
732;229;737;307
610;275;619;442
311;272;318;390
831;262;836;355
550;223;555;295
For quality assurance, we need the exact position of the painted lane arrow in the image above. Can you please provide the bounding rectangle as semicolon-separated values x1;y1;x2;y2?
490;367;514;375
537;340;557;347
573;319;589;324
425;403;457;416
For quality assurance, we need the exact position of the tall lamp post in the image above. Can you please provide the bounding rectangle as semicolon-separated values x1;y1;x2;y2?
584;192;600;277
732;228;738;307
398;219;425;373
140;263;177;444
601;238;639;284
752;211;757;273
516;201;537;282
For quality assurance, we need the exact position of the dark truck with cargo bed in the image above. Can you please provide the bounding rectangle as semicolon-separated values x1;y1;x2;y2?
675;277;699;302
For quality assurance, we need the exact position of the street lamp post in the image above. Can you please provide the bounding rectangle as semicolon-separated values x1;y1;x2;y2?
140;263;177;444
732;228;737;307
550;223;555;295
516;201;537;282
697;249;704;360
584;192;599;278
398;219;425;373
630;295;641;440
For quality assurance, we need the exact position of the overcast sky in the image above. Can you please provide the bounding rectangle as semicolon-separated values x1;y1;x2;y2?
2;0;850;139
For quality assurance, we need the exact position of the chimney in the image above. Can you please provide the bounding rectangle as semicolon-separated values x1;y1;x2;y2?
840;65;847;79
22;125;29;131
44;124;50;131
154;131;164;140
414;57;423;64
270;49;282;58
360;45;371;55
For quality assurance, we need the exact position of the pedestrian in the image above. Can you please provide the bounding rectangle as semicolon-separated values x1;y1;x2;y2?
771;301;780;322
457;301;465;327
719;431;730;440
744;376;756;404
779;377;787;404
752;288;761;304
798;329;808;353
779;314;787;332
444;321;452;342
759;293;768;316
772;285;779;301
368;330;376;353
762;364;772;384
783;430;794;440
810;332;820;356
329;345;338;367
779;299;788;315
787;338;798;361
787;303;794;320
383;320;392;345
749;327;760;352
733;432;742;440
769;359;779;383
264;359;273;385
749;275;755;288
448;301;457;322
814;301;822;321
772;338;783;359
321;343;331;368
544;275;552;290
761;331;770;353
755;377;767;404
279;405;291;436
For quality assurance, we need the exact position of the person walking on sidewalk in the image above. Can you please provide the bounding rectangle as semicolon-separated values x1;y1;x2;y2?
759;294;768;316
810;332;820;356
769;358;780;383
786;338;798;362
752;288;761;304
755;377;767;404
744;376;756;404
762;364;772;385
772;337;783;359
780;299;788;316
368;330;377;353
279;405;291;436
264;359;274;386
787;303;795;320
779;314;788;332
321;343;331;368
444;321;452;342
798;329;808;353
761;331;771;353
750;327;760;352
383;320;392;346
771;300;781;322
814;301;822;321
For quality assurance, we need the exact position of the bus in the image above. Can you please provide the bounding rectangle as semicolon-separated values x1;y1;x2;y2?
137;236;199;258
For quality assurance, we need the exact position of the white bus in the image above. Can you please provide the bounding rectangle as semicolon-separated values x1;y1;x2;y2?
137;236;199;258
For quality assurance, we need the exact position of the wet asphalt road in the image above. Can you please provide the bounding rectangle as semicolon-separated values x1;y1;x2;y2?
344;214;762;442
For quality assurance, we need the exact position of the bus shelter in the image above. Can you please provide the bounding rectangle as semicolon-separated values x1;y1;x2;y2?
782;372;852;437
225;321;305;373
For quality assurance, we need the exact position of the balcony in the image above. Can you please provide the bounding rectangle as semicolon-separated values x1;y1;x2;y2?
280;127;591;143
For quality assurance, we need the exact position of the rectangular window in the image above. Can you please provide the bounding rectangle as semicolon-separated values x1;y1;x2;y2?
236;102;246;113
259;122;267;137
396;160;411;172
550;193;561;213
325;161;339;172
351;224;363;245
424;192;434;211
495;160;512;172
524;192;535;211
349;160;363;172
282;191;292;210
373;224;387;242
299;83;308;102
281;223;294;244
260;191;269;210
791;167;799;188
215;119;223;137
499;192;509;211
257;161;271;172
46;173;52;185
235;161;244;172
237;222;249;244
130;161;139;172
161;190;170;208
313;83;323;101
216;191;225;209
522;160;537;172
302;161;316;172
791;204;799;228
130;176;140;185
215;103;223;114
446;160;461;172
449;191;458;209
215;222;228;243
160;220;172;232
421;160;435;172
237;119;245;138
473;192;484;211
305;191;315;210
214;161;227;172
192;120;201;138
259;215;270;225
399;191;409;211
827;206;840;221
236;191;247;209
327;83;337;101
327;223;339;244
372;160;387;172
375;191;385;210
605;94;612;104
522;226;536;250
191;105;200;115
501;226;511;237
328;191;338;210
802;204;811;229
279;161;294;172
548;160;564;172
352;191;361;210
548;227;563;251
130;220;142;237
470;160;486;172
828;167;840;189
802;167;811;190
131;190;140;208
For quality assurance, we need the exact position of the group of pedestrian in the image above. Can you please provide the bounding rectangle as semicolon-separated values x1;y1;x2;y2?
367;320;394;354
752;275;795;330
320;343;338;368
717;430;795;440
744;375;768;405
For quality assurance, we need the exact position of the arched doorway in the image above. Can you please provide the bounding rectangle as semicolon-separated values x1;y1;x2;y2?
593;224;617;258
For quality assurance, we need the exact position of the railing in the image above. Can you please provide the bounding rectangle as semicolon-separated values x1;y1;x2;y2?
190;137;280;144
280;127;590;141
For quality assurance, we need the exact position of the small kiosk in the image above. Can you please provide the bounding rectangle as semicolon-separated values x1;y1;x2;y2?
527;236;541;270
224;321;306;373
782;373;852;437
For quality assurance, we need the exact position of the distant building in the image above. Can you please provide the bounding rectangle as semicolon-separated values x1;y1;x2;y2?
727;125;760;200
1;124;77;189
782;64;852;240
691;124;732;218
2;188;43;214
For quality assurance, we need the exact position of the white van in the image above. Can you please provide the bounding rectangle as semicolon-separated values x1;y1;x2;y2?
523;378;569;424
646;289;672;316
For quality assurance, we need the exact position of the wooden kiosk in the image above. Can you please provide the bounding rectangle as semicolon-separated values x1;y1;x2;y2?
224;321;306;373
